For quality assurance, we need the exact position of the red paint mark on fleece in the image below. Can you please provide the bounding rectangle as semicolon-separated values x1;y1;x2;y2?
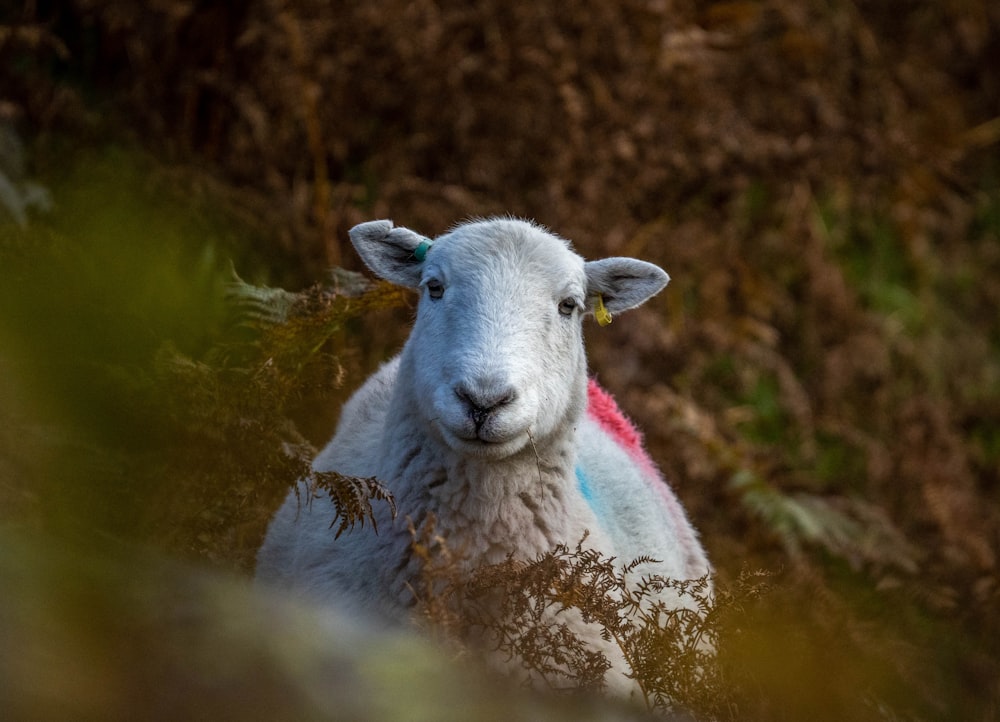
587;379;643;453
586;378;691;526
586;378;658;478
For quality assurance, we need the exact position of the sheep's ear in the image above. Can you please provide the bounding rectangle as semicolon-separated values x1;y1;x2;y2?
349;220;429;288
584;258;670;316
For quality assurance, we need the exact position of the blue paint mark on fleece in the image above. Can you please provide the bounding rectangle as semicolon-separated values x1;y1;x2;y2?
575;466;603;522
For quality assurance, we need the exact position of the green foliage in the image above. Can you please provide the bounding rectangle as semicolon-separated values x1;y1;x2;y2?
142;245;409;559
730;470;918;573
0;120;51;227
829;214;924;333
734;374;788;446
0;146;408;560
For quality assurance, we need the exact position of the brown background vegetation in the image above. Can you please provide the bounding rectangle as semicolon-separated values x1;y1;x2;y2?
2;1;999;720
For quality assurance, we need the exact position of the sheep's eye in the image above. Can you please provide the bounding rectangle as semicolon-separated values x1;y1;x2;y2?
558;297;578;317
426;280;445;300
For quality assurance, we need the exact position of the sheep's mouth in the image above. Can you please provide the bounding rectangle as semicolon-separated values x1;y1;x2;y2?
441;425;530;458
431;393;534;458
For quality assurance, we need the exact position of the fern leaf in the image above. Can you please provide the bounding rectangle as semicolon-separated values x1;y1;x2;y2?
226;267;302;328
309;470;397;539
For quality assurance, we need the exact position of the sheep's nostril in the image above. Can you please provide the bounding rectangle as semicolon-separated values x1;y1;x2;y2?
455;383;517;425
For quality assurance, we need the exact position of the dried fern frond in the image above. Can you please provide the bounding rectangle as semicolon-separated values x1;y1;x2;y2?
406;525;760;717
308;470;396;540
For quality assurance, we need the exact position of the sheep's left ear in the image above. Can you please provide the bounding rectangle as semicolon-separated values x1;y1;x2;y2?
585;258;670;316
349;220;430;288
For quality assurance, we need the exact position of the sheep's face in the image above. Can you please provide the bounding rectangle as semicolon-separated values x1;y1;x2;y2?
408;221;589;459
350;218;669;460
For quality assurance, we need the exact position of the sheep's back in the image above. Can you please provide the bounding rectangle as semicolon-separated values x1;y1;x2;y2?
575;380;709;582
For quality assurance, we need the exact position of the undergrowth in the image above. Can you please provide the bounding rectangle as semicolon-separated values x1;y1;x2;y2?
408;514;768;720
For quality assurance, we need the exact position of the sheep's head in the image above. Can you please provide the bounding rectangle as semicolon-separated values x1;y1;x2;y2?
350;218;668;460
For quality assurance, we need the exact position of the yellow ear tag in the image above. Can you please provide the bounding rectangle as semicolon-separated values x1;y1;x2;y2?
595;294;613;326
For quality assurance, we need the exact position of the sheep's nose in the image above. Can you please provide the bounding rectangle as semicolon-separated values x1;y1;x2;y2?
454;382;517;427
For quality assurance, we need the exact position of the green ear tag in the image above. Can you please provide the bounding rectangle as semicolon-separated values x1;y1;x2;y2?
595;294;613;326
413;239;433;262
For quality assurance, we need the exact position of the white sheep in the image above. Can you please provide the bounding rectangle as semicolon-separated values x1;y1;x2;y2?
256;217;710;694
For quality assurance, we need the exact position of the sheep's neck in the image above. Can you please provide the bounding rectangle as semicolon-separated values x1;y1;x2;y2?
381;392;589;564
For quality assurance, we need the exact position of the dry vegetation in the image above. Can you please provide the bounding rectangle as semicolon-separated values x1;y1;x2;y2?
2;1;999;720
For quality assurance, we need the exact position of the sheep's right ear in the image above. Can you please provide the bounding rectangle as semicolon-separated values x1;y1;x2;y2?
349;220;429;288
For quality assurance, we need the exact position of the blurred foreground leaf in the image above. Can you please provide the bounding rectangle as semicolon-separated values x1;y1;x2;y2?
0;528;656;722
